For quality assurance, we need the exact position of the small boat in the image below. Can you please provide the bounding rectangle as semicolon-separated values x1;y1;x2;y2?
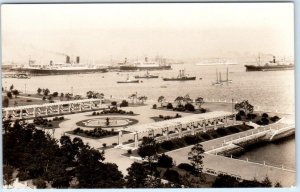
134;71;159;79
117;74;139;83
162;70;196;81
15;73;31;79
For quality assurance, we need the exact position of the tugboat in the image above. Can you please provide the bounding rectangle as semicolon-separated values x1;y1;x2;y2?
117;74;139;83
162;70;196;81
134;71;159;79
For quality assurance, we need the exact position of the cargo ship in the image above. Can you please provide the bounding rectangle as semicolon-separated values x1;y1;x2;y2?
245;56;294;72
163;70;196;81
11;56;108;75
119;57;171;71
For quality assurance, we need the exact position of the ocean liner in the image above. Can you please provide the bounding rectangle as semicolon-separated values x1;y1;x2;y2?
245;56;294;72
119;57;171;71
11;56;108;75
163;70;196;81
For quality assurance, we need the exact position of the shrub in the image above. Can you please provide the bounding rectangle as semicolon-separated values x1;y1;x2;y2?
160;140;175;150
166;103;173;109
261;117;269;125
42;96;46;101
52;92;59;97
92;111;96;115
127;149;132;154
163;169;180;184
159;115;164;118
262;113;269;118
201;133;211;140
184;135;199;145
111;101;117;106
152;104;157;109
247;113;257;120
26;99;32;102
128;139;134;142
239;110;246;116
102;143;107;148
112;143;118;146
235;114;241;121
228;126;239;133
120;100;129;107
178;163;196;173
33;178;47;189
200;108;207;113
157;154;173;168
216;128;228;136
185;103;195;112
256;120;263;125
270;116;280;122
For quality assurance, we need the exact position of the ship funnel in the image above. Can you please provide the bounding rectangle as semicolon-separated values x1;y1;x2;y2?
124;58;127;64
273;56;276;63
66;55;71;64
50;60;53;65
145;57;148;62
76;56;80;64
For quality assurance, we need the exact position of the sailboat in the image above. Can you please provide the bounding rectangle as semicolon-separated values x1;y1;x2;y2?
212;67;232;85
212;69;223;85
220;67;232;83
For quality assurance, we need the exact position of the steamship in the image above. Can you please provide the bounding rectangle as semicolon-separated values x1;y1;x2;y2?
245;56;294;72
119;57;171;71
11;56;108;75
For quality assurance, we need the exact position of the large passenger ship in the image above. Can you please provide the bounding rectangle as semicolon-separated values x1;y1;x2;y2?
11;56;108;75
119;57;171;71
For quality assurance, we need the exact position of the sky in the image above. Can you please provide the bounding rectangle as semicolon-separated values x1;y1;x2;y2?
1;3;294;64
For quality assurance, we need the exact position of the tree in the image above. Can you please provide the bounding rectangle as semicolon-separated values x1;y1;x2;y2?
12;90;19;98
163;169;181;185
7;92;13;99
174;96;184;107
183;94;192;104
234;100;254;116
212;174;239;188
3;165;15;187
9;84;14;91
126;162;148;188
274;181;282;187
52;92;59;97
261;176;272;187
2;96;9;108
37;88;42;95
158;96;165;107
185;103;195;112
157;154;173;168
128;93;137;104
43;88;50;96
137;137;159;181
138;96;147;104
195;97;204;110
188;143;205;179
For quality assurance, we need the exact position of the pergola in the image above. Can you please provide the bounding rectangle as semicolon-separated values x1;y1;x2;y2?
2;98;103;120
118;111;234;148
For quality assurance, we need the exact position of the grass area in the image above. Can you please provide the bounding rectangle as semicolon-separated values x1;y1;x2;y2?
33;116;67;129
6;97;47;107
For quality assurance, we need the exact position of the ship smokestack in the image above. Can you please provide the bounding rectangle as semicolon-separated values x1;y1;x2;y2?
66;55;71;64
273;56;276;63
76;56;80;64
145;57;148;62
124;58;127;64
50;60;53;65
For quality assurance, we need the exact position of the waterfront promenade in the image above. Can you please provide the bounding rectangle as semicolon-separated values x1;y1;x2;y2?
166;121;295;187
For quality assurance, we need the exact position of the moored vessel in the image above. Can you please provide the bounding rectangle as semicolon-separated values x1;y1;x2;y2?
11;56;108;76
162;70;196;81
245;56;294;72
117;74;139;83
134;71;159;79
119;57;171;71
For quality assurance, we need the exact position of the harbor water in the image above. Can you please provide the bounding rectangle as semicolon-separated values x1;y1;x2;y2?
2;63;295;167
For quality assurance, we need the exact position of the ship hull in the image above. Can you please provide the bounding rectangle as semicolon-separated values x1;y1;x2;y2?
120;65;171;71
117;80;139;83
134;76;159;79
245;65;294;72
163;77;196;81
11;68;108;76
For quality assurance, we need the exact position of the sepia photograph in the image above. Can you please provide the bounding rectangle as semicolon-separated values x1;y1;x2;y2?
1;2;295;189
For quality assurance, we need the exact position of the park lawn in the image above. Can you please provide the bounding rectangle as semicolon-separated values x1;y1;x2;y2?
7;97;47;107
